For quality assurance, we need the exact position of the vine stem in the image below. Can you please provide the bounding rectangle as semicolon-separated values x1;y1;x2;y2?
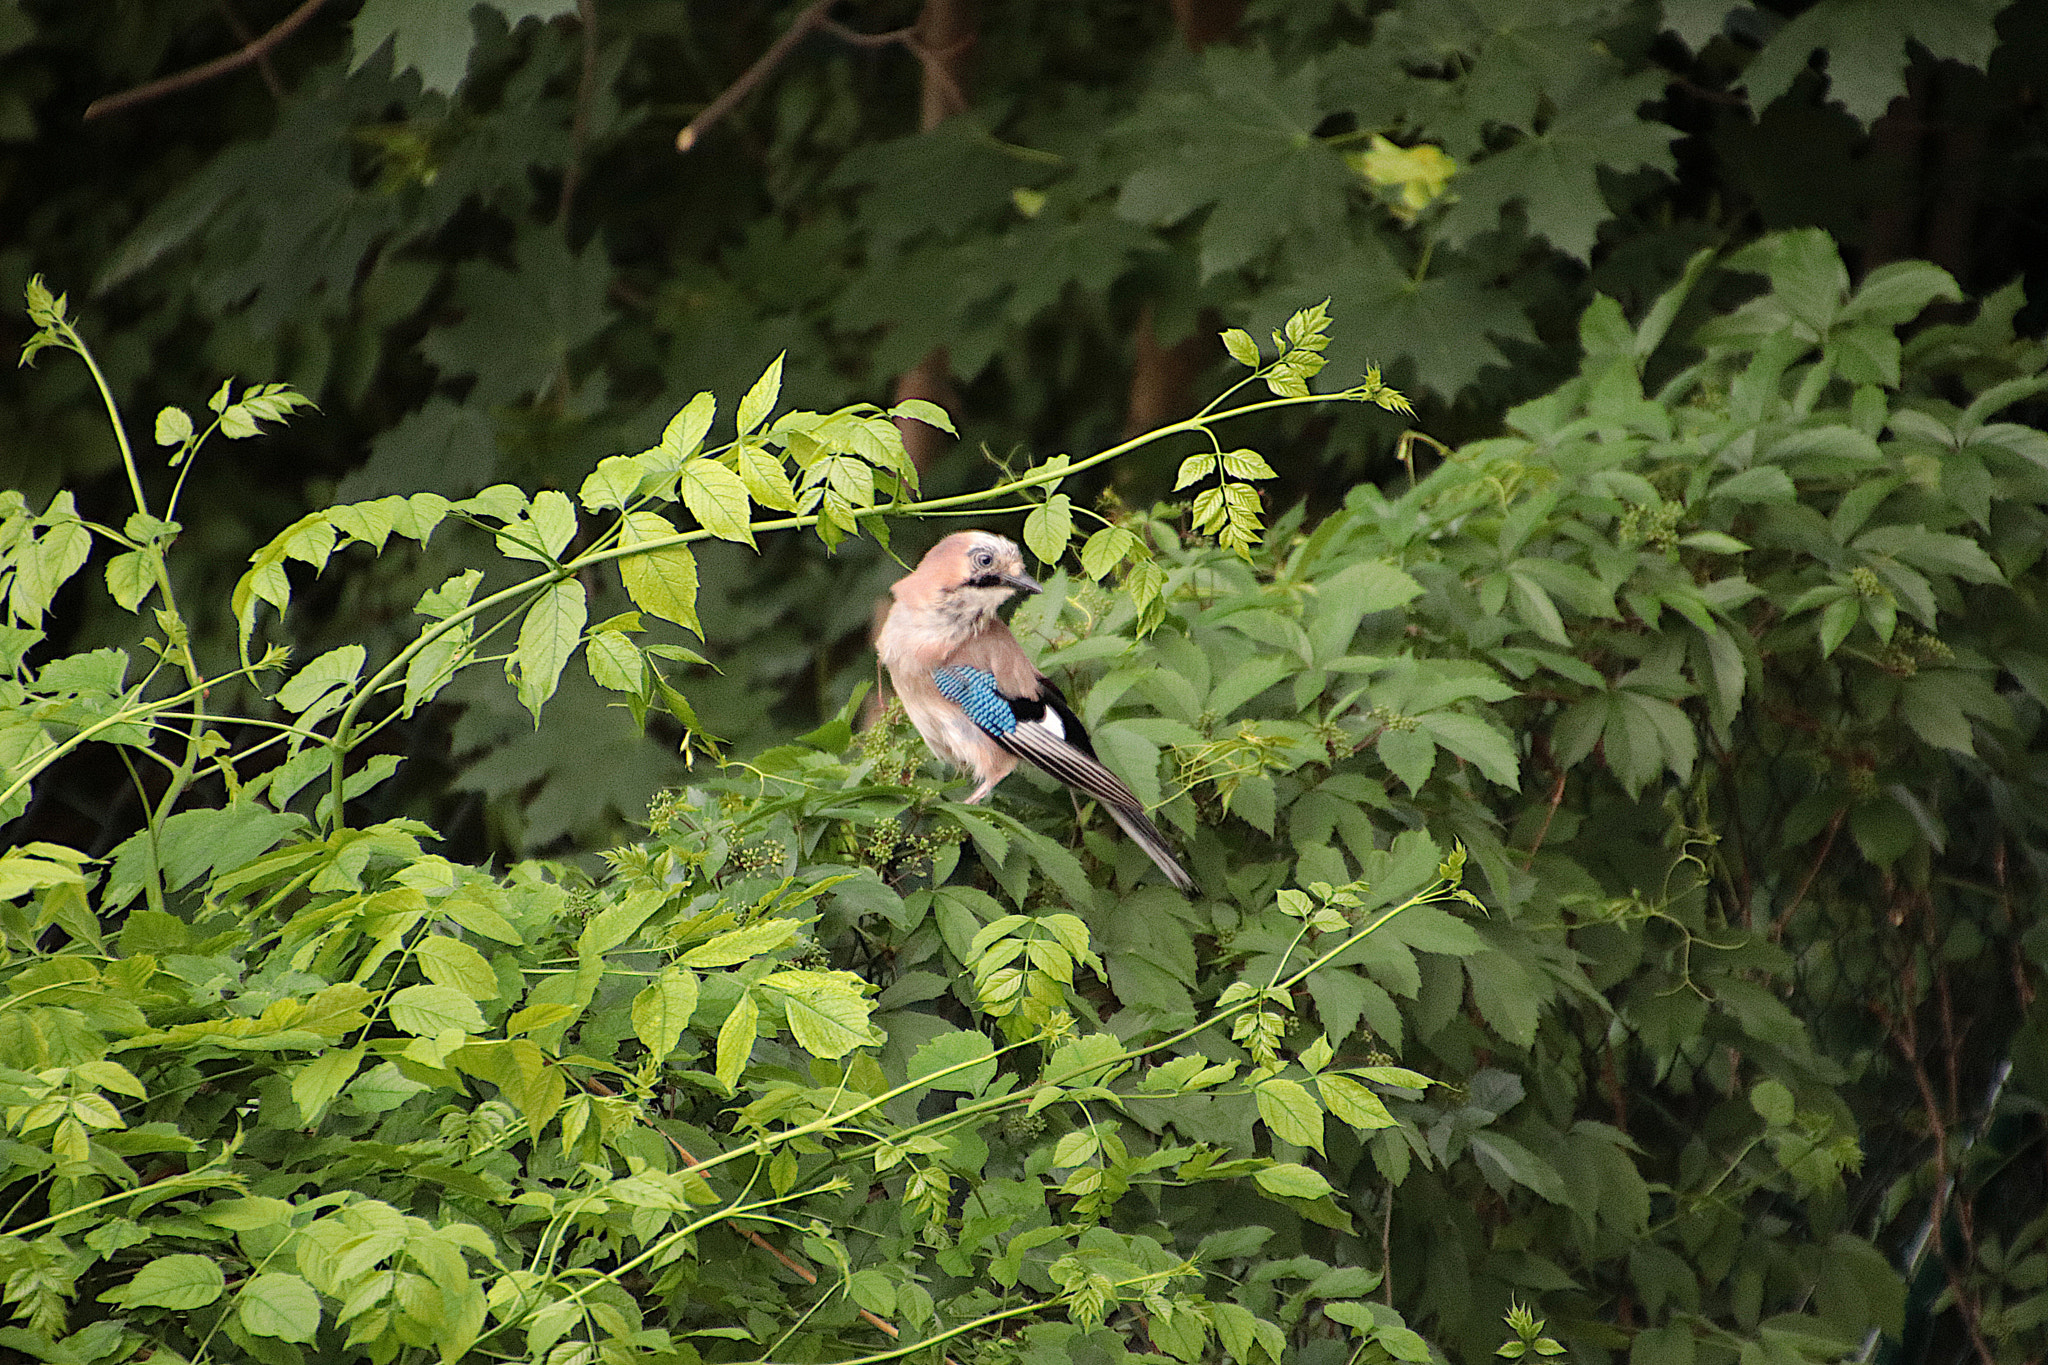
50;319;221;859
315;382;1387;830
713;872;1455;1182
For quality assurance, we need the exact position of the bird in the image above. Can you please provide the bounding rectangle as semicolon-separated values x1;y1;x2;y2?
875;529;1197;893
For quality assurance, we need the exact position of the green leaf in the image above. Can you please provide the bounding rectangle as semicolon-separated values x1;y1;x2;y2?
1023;494;1074;564
579;453;651;511
738;443;800;511
239;1272;321;1343
1254;1076;1325;1152
1319;1072;1399;1131
1440;72;1677;262
682;917;800;968
716;988;759;1090
511;578;587;720
1080;525;1140;580
1115;47;1355;278
890;397;956;435
909;1030;999;1094
1469;1130;1568;1203
679;458;756;546
617;511;700;634
387;983;487;1037
1252;1161;1336;1200
657;391;717;466
100;1254;224;1310
1742;0;2007;127
103;550;153;612
291;1048;361;1124
154;406;193;447
737;352;786;436
416;934;499;1000
633;968;700;1062
1221;328;1261;367
765;969;877;1058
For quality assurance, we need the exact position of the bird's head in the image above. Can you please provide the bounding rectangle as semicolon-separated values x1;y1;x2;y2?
894;530;1043;620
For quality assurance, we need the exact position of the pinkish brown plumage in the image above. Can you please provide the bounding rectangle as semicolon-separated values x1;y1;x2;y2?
875;530;1196;892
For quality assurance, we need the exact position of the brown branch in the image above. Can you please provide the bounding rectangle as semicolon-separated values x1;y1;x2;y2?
84;0;334;121
214;0;286;102
1770;807;1842;941
1521;766;1569;870
675;0;838;153
557;0;600;225
820;18;917;47
577;1074;907;1343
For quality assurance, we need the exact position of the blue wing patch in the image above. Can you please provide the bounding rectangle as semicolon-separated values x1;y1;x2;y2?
933;665;1017;737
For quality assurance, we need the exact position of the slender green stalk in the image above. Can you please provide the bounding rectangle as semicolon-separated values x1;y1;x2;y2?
316;382;1383;832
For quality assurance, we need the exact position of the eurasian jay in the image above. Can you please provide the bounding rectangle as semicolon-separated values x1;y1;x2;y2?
876;530;1197;893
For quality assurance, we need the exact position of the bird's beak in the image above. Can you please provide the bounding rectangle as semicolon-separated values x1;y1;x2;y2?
1000;569;1043;595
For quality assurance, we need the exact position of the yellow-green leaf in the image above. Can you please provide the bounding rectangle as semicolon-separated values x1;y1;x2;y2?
737;353;785;437
632;968;699;1061
716;989;759;1090
679;458;755;546
617;511;700;634
510;578;587;719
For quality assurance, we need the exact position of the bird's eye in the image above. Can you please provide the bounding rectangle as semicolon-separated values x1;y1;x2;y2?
972;550;993;568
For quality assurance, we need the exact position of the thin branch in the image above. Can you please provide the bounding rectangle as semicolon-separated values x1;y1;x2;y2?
1771;806;1842;941
675;0;837;153
1521;765;1568;870
83;0;334;121
214;0;286;102
820;18;916;47
557;0;600;226
574;1073;930;1352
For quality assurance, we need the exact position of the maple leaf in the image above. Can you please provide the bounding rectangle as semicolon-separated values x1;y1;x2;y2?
1439;70;1677;262
830;114;1042;250
1270;238;1537;401
1114;46;1354;279
422;228;611;406
353;0;576;98
1741;0;2009;127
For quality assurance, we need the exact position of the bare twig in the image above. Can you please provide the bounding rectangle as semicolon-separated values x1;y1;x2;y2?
1770;807;1842;940
820;18;916;47
214;0;286;102
557;0;600;225
1521;766;1568;869
675;0;837;152
84;0;335;121
576;1073;908;1342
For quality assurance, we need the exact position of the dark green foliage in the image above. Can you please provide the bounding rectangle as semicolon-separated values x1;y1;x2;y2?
7;236;2048;1361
